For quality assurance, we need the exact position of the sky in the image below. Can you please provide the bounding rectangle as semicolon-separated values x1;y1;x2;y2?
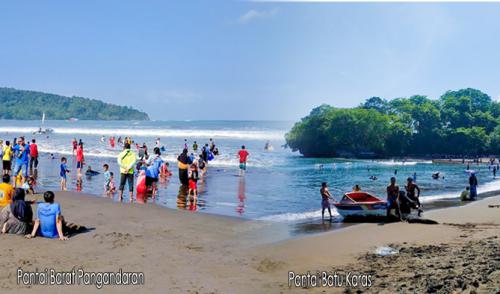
1;1;500;120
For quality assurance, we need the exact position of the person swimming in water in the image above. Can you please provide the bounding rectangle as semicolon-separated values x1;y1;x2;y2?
85;166;100;177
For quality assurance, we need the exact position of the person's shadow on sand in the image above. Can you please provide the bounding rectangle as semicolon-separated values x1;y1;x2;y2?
63;224;95;238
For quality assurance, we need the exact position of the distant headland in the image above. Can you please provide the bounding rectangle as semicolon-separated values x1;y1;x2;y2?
0;87;150;120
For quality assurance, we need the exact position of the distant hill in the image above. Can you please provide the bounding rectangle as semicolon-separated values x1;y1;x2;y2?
0;87;150;120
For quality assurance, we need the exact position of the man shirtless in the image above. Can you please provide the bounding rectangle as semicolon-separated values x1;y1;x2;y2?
405;177;423;216
320;182;333;221
386;177;401;219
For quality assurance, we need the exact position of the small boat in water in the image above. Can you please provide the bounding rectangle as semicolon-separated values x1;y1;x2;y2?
333;192;387;218
32;112;54;135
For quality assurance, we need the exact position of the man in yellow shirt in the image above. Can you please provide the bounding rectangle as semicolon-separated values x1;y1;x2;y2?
0;175;14;207
2;140;13;176
117;143;138;203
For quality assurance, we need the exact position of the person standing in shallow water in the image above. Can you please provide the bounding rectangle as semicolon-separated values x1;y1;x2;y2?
237;145;249;177
117;143;138;202
469;173;478;200
76;142;84;176
72;138;77;155
386;177;401;219
29;139;39;172
320;182;333;221
177;149;192;186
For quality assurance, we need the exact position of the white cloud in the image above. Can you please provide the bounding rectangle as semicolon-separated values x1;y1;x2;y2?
238;8;279;24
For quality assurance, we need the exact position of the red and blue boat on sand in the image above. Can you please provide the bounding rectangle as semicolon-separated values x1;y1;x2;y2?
333;192;387;218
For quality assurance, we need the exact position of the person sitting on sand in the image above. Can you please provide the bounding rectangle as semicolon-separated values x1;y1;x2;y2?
460;187;471;201
0;188;33;235
386;177;401;220
26;191;67;241
0;175;14;207
320;182;333;221
352;184;361;192
22;176;35;195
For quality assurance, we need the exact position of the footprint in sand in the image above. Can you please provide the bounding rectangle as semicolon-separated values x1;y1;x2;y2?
255;258;286;273
185;244;204;252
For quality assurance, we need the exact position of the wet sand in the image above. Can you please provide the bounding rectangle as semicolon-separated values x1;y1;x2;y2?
0;191;498;293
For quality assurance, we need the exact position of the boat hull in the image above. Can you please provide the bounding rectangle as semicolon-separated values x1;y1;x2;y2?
334;202;387;218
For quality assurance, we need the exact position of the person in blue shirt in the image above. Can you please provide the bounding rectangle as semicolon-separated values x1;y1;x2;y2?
145;147;163;197
11;137;30;187
60;157;70;191
26;191;67;240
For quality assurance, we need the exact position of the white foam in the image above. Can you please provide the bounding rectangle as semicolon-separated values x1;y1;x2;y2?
0;126;284;140
257;209;339;222
376;160;433;166
420;178;500;203
38;146;269;168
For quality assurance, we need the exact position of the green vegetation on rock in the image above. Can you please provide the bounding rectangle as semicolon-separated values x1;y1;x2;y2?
286;88;500;157
0;88;149;120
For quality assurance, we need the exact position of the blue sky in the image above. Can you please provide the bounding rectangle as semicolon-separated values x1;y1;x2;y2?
1;1;500;120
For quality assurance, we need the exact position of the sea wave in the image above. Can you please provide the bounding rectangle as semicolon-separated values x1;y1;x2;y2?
420;178;500;203
0;126;284;140
376;160;433;166
257;209;340;222
37;146;270;168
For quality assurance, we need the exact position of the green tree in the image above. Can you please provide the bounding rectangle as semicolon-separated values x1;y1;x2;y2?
0;88;149;120
286;88;500;158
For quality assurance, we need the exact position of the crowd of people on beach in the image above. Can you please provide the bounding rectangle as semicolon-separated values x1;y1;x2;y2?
0;133;251;241
106;136;249;204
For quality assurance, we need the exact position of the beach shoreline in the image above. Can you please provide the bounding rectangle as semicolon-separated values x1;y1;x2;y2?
0;190;498;293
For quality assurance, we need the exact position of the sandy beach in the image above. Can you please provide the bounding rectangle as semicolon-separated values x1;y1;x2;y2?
0;191;498;293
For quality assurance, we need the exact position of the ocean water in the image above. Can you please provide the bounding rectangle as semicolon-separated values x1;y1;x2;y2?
1;120;499;222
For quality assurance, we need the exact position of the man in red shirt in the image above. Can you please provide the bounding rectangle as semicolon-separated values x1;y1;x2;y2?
76;142;84;175
237;145;249;176
29;139;39;171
